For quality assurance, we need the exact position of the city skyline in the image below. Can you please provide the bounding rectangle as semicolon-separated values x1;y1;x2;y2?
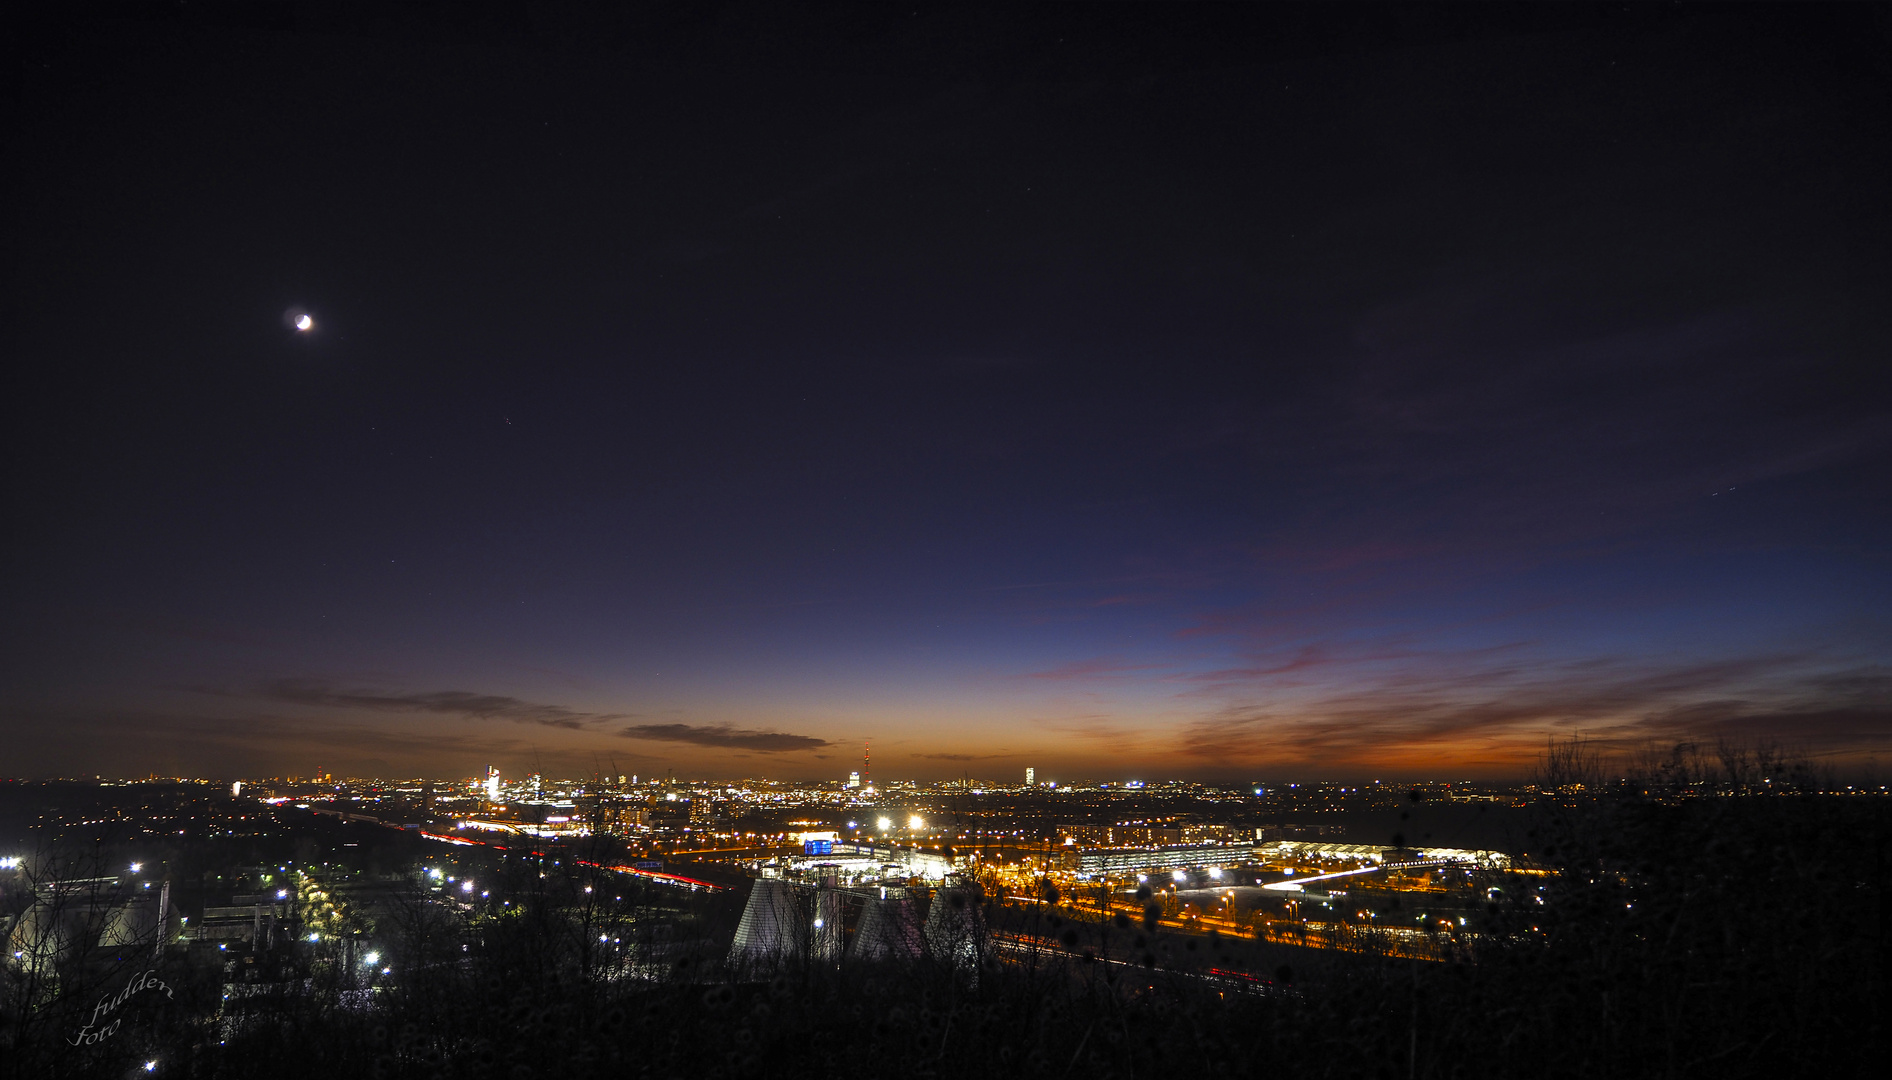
7;6;1889;783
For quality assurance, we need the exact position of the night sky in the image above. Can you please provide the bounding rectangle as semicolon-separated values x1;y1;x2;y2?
8;4;1890;782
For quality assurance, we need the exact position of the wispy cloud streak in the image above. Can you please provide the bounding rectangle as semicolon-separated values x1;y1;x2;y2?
1176;653;1891;767
618;723;829;752
247;678;614;730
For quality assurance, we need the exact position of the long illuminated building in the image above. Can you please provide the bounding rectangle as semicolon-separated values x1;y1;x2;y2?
1061;841;1512;875
1060;844;1236;875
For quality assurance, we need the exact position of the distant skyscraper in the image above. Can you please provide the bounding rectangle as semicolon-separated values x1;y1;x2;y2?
484;766;500;802
847;772;861;789
1026;767;1035;786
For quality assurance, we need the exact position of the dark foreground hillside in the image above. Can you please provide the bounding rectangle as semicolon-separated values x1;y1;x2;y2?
3;793;1886;1080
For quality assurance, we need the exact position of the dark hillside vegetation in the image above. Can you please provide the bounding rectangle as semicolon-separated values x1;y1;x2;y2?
3;781;1885;1079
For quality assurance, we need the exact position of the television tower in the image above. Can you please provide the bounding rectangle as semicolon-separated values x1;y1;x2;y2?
863;740;872;795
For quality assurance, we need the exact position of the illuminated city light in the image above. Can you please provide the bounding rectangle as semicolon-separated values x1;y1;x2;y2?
129;862;142;873
363;952;380;965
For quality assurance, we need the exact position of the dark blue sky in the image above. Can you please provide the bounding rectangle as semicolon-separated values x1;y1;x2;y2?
7;4;1889;781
